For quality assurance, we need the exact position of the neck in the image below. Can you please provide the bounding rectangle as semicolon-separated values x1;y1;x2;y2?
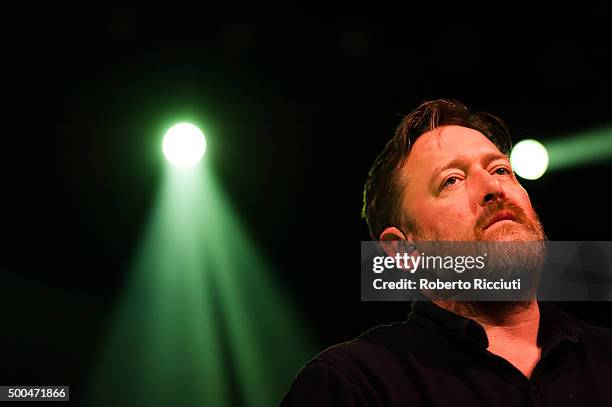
434;300;542;378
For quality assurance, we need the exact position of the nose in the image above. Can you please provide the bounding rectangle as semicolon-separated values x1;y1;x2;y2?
474;169;504;206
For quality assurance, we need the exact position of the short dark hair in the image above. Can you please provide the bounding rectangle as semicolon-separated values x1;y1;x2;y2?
362;99;513;240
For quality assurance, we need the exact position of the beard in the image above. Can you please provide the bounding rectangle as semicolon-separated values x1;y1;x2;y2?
409;200;547;321
474;200;545;242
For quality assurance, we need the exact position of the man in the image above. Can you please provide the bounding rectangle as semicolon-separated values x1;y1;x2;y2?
281;99;612;405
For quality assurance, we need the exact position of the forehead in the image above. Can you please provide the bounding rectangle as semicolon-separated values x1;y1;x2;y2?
404;125;504;176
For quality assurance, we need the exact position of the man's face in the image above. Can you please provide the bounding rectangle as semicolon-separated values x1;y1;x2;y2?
399;125;544;242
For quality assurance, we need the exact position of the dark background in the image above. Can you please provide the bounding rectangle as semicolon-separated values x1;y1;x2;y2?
2;3;612;405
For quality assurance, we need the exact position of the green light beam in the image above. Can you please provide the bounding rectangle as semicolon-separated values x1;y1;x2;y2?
85;157;316;407
546;125;612;171
200;164;315;407
85;166;229;406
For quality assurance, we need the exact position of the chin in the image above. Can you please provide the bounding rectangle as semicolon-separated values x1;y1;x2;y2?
481;222;542;241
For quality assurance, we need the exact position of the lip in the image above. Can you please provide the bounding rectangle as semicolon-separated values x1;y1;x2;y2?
484;210;517;230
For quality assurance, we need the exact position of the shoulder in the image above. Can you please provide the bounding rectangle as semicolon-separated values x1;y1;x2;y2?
311;320;421;374
295;320;433;388
281;321;424;406
568;312;612;350
547;303;612;353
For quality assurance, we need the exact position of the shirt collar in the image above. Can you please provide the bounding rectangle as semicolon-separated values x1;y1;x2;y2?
411;301;489;350
537;301;581;350
410;301;581;352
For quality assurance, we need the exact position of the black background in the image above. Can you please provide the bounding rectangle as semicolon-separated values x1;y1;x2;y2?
2;3;612;405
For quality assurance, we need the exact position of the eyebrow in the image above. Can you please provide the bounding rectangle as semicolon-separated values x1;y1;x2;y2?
431;152;509;182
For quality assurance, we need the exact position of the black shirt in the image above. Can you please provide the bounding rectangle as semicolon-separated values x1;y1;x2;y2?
281;302;612;406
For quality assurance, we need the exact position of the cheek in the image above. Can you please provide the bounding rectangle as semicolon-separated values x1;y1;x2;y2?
415;200;473;233
509;187;537;216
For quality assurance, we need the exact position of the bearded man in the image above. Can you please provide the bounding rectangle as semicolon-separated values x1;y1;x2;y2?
281;99;612;406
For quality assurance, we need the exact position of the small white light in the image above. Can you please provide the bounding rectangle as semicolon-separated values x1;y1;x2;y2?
510;139;549;180
162;123;207;167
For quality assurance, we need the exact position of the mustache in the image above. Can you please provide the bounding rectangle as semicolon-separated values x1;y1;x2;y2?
475;200;532;233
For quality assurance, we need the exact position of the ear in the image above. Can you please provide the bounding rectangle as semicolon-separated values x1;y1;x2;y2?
379;226;417;258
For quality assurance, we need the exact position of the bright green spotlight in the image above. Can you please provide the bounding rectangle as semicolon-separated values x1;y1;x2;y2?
510;139;549;180
162;123;206;167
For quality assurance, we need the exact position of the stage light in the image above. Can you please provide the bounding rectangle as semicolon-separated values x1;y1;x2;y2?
87;160;315;406
162;123;206;167
510;139;549;180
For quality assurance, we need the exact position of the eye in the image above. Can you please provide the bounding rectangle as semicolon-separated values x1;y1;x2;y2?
493;167;511;175
441;176;460;190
